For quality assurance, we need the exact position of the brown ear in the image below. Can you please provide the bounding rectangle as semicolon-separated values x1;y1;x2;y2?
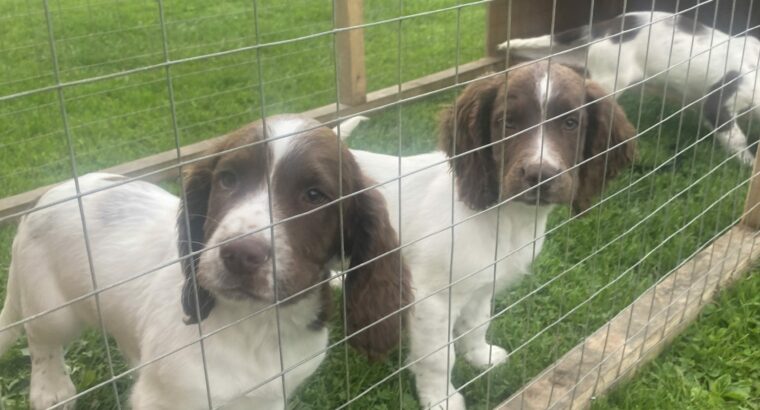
573;81;636;214
439;75;503;210
343;180;412;360
177;160;217;324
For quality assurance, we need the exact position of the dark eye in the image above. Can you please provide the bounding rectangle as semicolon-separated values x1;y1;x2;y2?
563;116;579;130
496;116;516;129
304;188;328;205
218;171;238;190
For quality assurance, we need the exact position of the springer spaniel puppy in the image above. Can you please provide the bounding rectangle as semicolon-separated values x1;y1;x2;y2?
501;11;760;165
349;61;636;409
0;115;410;409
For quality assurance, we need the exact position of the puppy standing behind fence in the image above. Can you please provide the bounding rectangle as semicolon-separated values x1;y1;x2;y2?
0;115;410;409
348;62;636;409
500;11;760;165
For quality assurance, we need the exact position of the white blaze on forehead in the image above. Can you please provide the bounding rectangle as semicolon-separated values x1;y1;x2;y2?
211;191;274;245
529;132;563;170
533;64;562;169
265;116;322;168
536;66;552;116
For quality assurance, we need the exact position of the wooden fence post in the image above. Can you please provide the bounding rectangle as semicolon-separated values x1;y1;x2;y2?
335;0;367;106
486;0;554;57
742;152;760;229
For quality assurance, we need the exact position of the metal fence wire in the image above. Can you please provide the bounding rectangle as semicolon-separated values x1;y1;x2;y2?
0;0;759;409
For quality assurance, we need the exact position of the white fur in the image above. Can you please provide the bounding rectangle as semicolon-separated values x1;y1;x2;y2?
0;173;327;410
350;150;552;410
501;11;760;165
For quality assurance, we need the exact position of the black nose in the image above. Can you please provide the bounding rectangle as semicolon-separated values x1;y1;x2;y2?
522;163;561;191
220;237;271;276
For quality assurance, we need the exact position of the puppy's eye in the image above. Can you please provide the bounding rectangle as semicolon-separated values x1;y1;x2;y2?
218;171;238;189
563;116;579;130
496;116;516;129
304;188;328;205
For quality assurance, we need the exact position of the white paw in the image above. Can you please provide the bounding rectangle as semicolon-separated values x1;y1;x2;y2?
328;269;344;290
422;391;466;410
740;150;755;166
462;344;509;369
30;377;76;410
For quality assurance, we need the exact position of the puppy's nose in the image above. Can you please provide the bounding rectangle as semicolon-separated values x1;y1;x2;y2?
220;237;271;276
522;163;561;191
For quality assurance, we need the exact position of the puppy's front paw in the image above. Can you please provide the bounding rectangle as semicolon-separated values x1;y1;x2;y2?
423;391;466;410
462;344;509;369
740;150;755;166
30;377;76;410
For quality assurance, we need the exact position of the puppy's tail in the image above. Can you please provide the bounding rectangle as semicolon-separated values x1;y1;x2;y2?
499;33;591;67
0;265;22;357
332;116;369;141
498;34;554;52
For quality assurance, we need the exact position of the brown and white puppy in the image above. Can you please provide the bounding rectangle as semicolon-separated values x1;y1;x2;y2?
349;61;636;409
0;115;410;410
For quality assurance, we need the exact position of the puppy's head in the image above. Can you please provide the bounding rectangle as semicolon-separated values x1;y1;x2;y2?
440;62;636;213
177;115;411;358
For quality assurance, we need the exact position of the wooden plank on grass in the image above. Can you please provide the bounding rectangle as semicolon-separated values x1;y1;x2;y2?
0;56;503;223
496;224;759;410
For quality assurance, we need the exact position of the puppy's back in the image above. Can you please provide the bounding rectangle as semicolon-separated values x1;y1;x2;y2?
11;174;179;327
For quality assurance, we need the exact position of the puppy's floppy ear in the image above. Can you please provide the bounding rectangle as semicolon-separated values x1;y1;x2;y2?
440;75;503;210
574;81;636;214
177;160;216;324
343;171;412;359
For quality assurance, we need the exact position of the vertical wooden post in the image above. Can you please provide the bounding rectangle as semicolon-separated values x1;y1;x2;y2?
486;0;558;57
335;0;366;106
742;152;760;229
485;0;510;57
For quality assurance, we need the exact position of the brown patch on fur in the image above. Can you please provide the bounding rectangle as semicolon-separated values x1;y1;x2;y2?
572;82;637;214
272;129;412;357
439;75;503;210
343;184;412;359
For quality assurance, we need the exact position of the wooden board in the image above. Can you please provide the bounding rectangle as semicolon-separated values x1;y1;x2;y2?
496;224;759;410
0;56;503;223
742;155;760;229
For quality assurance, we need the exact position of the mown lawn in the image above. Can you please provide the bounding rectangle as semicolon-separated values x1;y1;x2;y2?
1;0;758;409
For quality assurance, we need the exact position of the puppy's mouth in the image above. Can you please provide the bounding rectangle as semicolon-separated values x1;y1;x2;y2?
198;272;275;304
516;189;560;206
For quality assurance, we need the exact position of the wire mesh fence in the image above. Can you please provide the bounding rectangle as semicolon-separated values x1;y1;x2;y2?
1;0;759;409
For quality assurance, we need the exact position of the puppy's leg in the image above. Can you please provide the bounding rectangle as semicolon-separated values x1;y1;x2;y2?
28;342;77;410
23;295;82;409
705;78;754;165
409;294;466;410
714;122;753;165
454;293;508;369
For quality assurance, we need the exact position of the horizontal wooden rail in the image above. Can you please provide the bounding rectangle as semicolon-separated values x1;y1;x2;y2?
0;56;503;223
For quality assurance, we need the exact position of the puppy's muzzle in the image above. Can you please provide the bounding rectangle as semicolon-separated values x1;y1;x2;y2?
517;163;569;205
219;236;272;278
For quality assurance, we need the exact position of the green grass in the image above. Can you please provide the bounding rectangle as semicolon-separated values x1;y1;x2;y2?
592;272;760;410
1;0;759;409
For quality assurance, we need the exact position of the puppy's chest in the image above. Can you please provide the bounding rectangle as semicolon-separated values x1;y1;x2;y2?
489;213;548;288
201;307;328;402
